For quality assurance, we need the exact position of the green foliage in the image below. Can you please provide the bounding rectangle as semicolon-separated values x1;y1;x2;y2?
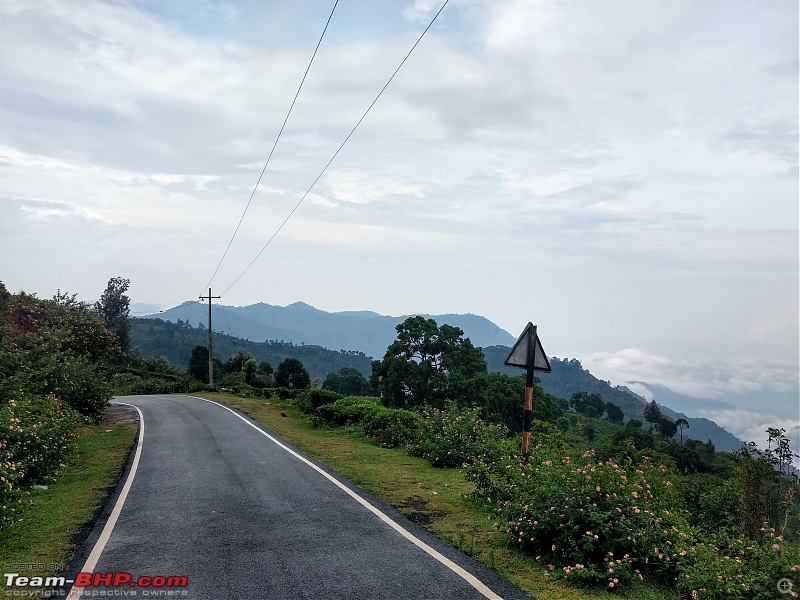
678;473;738;532
468;443;692;591
275;358;311;389
570;391;606;417
655;416;677;440
408;403;509;468
323;367;372;396
0;292;113;419
316;396;382;425
361;407;421;448
0;394;81;524
311;394;421;448
675;528;800;599
296;388;343;414
734;437;799;540
643;401;662;433
93;277;131;355
371;316;487;409
605;403;624;424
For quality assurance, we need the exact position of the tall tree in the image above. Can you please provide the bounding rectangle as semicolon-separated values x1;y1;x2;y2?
275;358;310;389
94;276;131;354
656;416;678;440
605;402;625;424
643;400;662;433
370;316;487;409
676;418;689;443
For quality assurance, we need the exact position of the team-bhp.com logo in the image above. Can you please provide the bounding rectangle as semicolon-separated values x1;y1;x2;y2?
4;572;188;597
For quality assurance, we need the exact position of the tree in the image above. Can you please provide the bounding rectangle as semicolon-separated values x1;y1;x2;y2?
323;367;371;396
188;345;210;383
370;316;487;409
656;416;678;440
642;400;662;433
94;276;131;354
605;402;624;424
223;350;254;374
570;391;605;417
626;419;643;429
275;358;310;389
676;418;689;443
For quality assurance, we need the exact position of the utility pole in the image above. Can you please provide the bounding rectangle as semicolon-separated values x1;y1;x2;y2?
199;288;221;385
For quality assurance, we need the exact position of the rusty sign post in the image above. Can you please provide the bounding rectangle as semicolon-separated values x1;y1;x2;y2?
504;323;551;456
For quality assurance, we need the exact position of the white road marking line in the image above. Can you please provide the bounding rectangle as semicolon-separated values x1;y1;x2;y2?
66;402;144;600
189;395;503;600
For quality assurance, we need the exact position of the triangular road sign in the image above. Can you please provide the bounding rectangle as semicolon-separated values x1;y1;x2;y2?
504;322;552;372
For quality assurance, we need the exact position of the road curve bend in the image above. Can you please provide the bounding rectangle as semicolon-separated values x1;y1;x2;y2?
67;394;534;600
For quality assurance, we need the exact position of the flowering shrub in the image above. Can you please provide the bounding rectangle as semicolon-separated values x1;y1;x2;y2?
0;394;80;524
468;443;692;590
408;403;510;468
675;528;800;599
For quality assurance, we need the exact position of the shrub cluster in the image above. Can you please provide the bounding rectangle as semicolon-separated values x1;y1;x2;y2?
0;394;80;523
312;396;421;448
408;403;510;468
468;443;691;590
675;528;800;598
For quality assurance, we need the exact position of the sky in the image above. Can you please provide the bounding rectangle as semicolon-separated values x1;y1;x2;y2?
1;1;797;446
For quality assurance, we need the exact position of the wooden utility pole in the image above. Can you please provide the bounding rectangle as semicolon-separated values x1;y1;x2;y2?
199;288;220;385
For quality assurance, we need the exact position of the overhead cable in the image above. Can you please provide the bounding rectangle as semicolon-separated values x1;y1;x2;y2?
201;0;340;295
221;0;450;296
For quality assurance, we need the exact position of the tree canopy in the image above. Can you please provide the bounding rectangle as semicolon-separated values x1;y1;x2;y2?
370;316;487;409
94;276;131;354
275;358;310;389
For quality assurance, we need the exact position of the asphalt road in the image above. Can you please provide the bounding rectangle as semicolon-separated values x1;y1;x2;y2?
67;395;534;600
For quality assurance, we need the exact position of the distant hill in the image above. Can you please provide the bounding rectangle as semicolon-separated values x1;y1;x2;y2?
130;317;372;380
141;301;516;359
483;346;743;452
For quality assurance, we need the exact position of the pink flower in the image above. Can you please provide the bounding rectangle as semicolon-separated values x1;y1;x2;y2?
772;544;781;551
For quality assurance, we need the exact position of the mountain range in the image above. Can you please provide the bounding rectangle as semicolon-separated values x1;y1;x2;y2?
147;300;516;359
140;300;745;451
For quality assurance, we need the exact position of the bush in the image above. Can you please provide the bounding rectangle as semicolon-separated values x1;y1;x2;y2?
362;407;422;448
468;442;692;590
296;389;344;414
316;396;382;426
0;394;81;523
675;528;800;599
408;403;509;468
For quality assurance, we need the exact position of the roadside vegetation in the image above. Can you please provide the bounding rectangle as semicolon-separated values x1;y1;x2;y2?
200;316;800;599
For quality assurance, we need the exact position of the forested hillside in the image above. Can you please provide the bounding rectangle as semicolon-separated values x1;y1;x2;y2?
131;317;372;380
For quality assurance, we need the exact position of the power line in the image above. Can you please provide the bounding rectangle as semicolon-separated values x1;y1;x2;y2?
201;0;340;295
221;0;450;296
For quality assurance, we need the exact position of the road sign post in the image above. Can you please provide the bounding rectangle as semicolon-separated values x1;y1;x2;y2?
504;323;551;457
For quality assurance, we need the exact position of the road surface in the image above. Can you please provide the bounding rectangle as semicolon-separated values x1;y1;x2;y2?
67;394;534;600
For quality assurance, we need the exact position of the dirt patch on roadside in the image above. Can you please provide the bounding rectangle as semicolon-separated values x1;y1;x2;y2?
400;495;447;526
102;404;138;426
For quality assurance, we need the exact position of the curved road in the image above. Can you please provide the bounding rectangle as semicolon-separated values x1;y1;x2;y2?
67;395;533;600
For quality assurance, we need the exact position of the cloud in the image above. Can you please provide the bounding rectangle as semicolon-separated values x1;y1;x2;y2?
694;408;800;466
577;348;799;421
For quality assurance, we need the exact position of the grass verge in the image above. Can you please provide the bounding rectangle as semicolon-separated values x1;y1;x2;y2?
0;422;137;593
201;392;678;600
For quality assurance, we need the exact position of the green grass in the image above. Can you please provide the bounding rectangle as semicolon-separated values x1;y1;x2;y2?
0;423;137;593
202;392;678;599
